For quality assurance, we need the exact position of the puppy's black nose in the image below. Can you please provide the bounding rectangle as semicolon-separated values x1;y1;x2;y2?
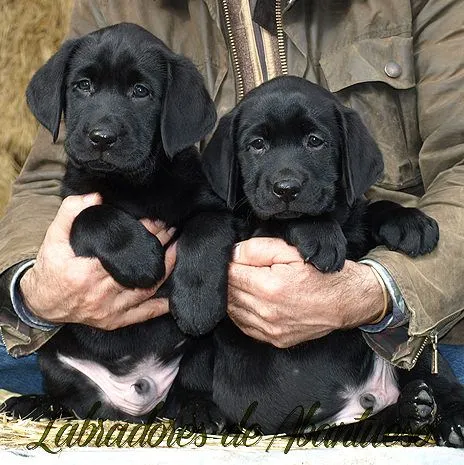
272;179;302;202
88;128;117;151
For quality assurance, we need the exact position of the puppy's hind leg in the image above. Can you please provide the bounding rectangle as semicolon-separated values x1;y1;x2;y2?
0;394;75;421
397;350;464;448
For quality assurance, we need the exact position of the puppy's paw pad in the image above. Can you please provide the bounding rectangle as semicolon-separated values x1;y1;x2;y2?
175;400;226;435
435;412;464;448
398;380;437;432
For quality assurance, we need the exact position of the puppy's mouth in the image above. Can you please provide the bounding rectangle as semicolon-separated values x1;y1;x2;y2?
67;154;117;173
85;159;117;173
273;210;304;220
253;204;305;220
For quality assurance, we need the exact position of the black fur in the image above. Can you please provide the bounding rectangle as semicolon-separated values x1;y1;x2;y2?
168;77;464;447
2;23;238;422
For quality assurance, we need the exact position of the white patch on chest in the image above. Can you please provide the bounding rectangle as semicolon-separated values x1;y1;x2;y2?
57;353;182;417
329;354;400;426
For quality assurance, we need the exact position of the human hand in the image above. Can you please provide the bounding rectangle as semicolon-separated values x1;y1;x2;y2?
227;238;385;348
20;194;176;330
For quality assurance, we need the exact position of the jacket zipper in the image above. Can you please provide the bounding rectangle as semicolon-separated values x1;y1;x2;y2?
221;0;245;101
431;332;439;374
410;329;439;374
275;0;288;75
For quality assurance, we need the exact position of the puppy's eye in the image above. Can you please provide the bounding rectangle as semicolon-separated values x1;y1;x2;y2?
132;84;150;98
75;79;92;92
306;135;324;148
249;138;266;151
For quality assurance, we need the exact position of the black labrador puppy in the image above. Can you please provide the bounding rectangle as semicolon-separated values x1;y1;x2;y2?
2;23;238;422
168;76;464;447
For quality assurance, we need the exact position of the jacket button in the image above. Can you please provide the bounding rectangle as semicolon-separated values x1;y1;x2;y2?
384;61;402;78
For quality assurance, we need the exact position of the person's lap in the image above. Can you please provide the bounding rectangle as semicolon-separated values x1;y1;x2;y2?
0;344;462;396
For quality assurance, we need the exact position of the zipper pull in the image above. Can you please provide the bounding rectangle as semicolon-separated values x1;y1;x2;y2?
431;332;439;375
283;0;297;13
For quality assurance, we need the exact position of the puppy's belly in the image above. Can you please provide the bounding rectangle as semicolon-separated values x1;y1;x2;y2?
327;353;400;426
57;353;182;417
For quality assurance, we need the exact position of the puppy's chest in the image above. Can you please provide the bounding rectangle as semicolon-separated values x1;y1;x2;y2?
63;171;199;225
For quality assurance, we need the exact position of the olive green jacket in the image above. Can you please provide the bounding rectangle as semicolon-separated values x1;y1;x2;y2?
0;0;463;370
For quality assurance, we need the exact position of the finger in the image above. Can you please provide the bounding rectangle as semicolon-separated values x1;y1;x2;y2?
228;262;273;295
227;303;272;342
163;242;177;277
113;282;159;308
156;227;176;247
140;218;166;235
232;237;303;267
228;285;265;318
111;297;170;329
140;219;176;246
49;193;102;241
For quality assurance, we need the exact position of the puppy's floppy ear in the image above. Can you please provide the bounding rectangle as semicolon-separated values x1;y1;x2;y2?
201;111;240;209
336;105;384;206
26;39;78;142
161;56;217;158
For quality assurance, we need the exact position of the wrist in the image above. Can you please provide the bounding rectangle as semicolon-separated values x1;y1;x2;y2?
19;266;44;319
338;261;390;328
10;260;60;330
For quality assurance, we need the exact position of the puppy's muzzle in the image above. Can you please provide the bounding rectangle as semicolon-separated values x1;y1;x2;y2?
272;179;302;203
89;127;118;152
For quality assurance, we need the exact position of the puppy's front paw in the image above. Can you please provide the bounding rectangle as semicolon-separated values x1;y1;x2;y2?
70;205;166;288
374;207;439;257
99;227;166;289
302;235;347;272
287;220;347;272
170;279;226;336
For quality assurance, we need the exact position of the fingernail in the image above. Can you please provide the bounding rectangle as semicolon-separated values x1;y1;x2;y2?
232;242;241;260
83;193;98;204
167;227;176;237
167;241;177;252
153;219;166;229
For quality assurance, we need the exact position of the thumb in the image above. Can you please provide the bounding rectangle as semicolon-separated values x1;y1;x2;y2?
48;193;102;242
232;237;302;267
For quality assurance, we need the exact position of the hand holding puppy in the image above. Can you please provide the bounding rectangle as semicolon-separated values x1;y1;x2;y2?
20;194;174;330
227;237;385;348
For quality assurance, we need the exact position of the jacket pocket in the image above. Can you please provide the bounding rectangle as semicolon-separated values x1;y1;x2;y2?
320;36;422;191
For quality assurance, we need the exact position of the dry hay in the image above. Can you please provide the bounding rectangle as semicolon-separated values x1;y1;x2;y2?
0;0;72;216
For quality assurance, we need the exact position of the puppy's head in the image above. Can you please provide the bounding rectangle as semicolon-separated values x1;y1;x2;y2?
26;23;216;179
202;76;383;219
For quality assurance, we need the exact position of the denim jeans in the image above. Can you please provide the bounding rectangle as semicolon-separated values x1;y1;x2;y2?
0;344;44;394
0;343;463;395
439;344;464;385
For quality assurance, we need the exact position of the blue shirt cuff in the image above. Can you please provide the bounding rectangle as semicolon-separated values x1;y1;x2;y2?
358;258;409;334
9;259;60;331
